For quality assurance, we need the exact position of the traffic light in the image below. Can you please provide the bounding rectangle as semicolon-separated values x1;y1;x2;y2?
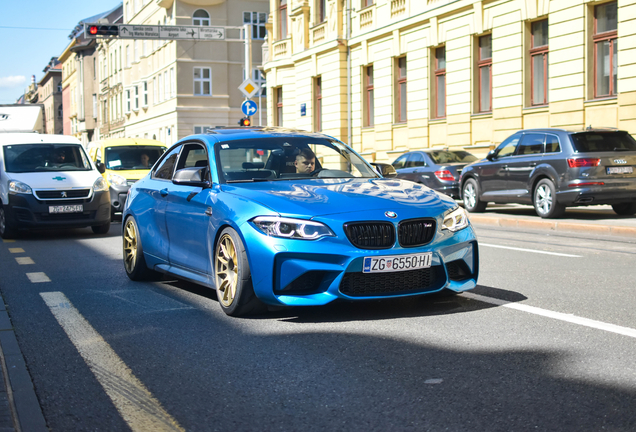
86;24;119;37
238;117;251;127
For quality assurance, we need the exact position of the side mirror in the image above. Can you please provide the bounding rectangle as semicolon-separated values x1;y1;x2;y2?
95;161;106;174
371;163;397;178
173;167;210;188
485;150;496;161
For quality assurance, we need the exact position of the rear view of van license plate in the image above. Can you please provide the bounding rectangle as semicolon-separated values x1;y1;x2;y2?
49;205;83;213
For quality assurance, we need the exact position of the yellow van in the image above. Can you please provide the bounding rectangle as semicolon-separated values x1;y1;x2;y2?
87;138;166;219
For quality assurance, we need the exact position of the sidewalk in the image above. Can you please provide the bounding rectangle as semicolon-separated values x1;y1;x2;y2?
467;204;636;238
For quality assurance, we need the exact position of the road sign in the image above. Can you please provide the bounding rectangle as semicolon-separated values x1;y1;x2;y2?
241;100;258;116
85;23;226;40
238;78;261;99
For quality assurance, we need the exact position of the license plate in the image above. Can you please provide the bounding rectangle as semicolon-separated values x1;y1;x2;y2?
49;205;83;214
363;252;432;273
607;166;633;174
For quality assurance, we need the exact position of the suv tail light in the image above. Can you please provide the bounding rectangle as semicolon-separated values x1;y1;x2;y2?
567;158;601;168
434;170;455;181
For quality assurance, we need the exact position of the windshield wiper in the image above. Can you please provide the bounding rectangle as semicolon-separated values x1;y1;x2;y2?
613;147;631;151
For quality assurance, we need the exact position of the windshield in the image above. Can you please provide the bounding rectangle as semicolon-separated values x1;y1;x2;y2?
3;144;92;173
105;146;167;170
570;132;636;152
428;150;478;164
217;137;379;183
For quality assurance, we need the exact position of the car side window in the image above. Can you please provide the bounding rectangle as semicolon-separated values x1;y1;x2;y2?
545;134;561;153
176;143;209;170
152;145;182;180
516;133;545;156
392;155;408;170
406;153;425;168
495;134;521;158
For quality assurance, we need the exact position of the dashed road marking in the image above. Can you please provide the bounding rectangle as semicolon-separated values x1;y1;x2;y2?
15;257;34;265
463;292;636;339
479;243;582;257
8;248;24;253
26;273;51;283
1;239;15;243
40;292;184;432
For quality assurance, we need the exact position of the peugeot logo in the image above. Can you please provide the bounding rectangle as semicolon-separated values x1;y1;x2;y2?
614;159;627;164
385;211;397;219
60;191;68;198
0;114;8;121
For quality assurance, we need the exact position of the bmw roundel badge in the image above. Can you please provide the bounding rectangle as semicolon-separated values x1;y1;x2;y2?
385;211;397;219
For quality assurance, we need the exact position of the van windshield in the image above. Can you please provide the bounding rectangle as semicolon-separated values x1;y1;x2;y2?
3;144;92;173
105;146;167;170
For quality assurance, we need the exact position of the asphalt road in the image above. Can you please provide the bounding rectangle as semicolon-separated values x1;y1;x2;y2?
1;221;636;431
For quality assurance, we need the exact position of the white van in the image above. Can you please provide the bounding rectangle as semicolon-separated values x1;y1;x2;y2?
0;133;111;239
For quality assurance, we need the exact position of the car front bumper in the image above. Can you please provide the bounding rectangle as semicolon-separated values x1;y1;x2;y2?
110;184;131;213
5;190;111;230
241;222;478;307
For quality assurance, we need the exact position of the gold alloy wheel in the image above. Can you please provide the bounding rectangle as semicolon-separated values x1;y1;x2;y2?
215;233;238;307
123;219;138;274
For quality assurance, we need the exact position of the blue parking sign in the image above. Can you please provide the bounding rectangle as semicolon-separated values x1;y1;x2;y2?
241;100;258;117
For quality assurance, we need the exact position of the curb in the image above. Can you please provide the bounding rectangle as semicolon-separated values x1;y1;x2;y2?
467;214;636;238
0;293;47;432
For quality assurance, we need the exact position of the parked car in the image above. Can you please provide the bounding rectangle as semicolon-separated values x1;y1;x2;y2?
122;127;479;317
0;133;111;239
86;138;166;219
392;149;478;199
460;128;636;218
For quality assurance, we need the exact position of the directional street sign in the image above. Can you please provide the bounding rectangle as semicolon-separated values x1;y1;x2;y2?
241;100;258;117
238;78;261;99
86;23;226;40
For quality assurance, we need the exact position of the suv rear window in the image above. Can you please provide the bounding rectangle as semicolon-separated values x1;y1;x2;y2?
570;132;636;153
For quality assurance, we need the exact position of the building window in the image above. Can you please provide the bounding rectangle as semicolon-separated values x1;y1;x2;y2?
243;12;267;39
153;77;157;104
143;81;148;107
193;9;210;26
170;68;175;98
92;94;97;119
279;0;288;39
314;77;322;131
530;20;549;106
58;104;63;118
434;46;446;118
364;65;374;127
125;89;131;114
318;0;327;23
478;34;492;112
254;69;266;97
164;71;169;99
362;0;374;7
194;67;212;96
134;85;139;110
594;1;618;98
194;125;213;134
275;87;283;126
396;56;407;123
158;74;163;102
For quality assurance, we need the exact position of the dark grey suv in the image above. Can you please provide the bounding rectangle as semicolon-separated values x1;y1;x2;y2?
459;128;636;218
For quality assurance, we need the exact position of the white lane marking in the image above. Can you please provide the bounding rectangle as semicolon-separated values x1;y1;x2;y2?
26;272;51;283
2;239;15;243
479;243;582;257
15;257;34;265
463;292;636;339
40;292;184;432
8;248;24;253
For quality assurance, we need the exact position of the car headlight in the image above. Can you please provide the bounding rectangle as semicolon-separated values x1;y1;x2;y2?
251;216;335;240
442;207;469;232
8;180;32;195
93;176;109;192
107;173;128;187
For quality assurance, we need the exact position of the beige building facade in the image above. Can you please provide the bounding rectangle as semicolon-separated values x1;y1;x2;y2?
38;59;63;135
96;0;268;146
263;0;636;161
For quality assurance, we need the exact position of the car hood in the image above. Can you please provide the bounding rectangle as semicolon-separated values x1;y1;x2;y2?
106;169;151;181
6;171;101;189
222;178;456;218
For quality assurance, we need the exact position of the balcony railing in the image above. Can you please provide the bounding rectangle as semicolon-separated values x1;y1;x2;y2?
391;0;406;17
312;23;326;44
360;8;374;29
273;39;290;60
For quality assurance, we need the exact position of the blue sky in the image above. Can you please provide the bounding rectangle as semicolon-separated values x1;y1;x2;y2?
0;0;121;104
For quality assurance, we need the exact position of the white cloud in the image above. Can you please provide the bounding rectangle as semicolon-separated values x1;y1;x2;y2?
0;76;27;89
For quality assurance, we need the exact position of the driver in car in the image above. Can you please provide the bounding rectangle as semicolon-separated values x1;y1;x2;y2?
53;149;66;165
294;148;316;174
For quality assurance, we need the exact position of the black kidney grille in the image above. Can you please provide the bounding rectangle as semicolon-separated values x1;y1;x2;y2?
340;266;443;297
36;189;91;199
344;222;395;249
398;218;436;247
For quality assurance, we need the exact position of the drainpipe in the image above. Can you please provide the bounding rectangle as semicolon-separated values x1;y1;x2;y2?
346;0;352;146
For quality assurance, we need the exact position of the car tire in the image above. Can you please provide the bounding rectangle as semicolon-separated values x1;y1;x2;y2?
214;227;265;317
123;217;156;281
0;204;18;240
612;202;636;216
462;178;487;212
91;222;111;235
533;179;565;218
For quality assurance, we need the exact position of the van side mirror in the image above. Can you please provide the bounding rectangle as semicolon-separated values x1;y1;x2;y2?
95;161;106;174
486;150;496;161
371;163;397;178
